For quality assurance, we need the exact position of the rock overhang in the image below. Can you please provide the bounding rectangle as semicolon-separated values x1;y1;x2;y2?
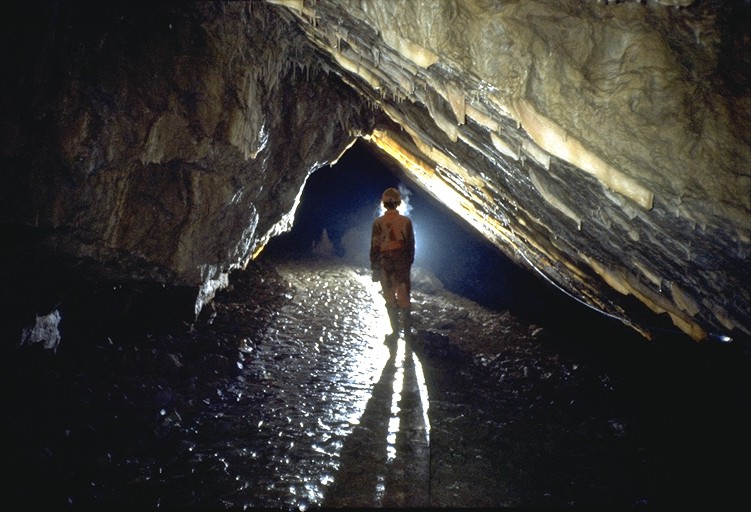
268;0;750;344
0;0;748;350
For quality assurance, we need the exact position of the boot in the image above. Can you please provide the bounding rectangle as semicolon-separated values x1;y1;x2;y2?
386;306;400;342
400;307;413;341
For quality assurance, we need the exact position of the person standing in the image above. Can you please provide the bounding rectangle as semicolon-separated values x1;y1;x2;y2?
370;187;415;341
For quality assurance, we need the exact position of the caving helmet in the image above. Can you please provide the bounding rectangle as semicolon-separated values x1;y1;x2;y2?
381;187;401;205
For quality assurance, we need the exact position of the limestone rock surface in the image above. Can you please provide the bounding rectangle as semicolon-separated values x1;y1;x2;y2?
1;0;749;347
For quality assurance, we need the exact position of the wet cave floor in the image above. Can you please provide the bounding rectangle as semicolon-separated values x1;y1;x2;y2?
3;255;750;510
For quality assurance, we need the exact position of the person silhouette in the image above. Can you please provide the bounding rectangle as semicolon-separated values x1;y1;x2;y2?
370;187;415;342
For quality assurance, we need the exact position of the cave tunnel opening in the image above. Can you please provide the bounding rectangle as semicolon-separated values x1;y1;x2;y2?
263;139;642;348
259;138;751;418
259;140;751;482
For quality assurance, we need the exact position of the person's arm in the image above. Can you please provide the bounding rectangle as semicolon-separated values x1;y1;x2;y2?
370;221;382;278
405;218;415;265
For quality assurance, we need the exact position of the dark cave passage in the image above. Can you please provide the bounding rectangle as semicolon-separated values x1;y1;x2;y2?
265;140;658;349
1;1;748;507
266;140;532;307
3;140;749;508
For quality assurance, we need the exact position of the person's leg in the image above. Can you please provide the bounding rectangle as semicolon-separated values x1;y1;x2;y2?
393;265;412;339
400;304;412;340
380;267;400;340
403;273;412;339
386;304;399;339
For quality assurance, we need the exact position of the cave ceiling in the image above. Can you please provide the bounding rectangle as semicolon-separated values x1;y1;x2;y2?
1;0;749;347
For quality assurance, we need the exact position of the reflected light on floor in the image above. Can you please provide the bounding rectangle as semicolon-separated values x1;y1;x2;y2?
359;271;431;502
335;273;394;428
387;338;405;463
413;348;431;437
360;273;394;356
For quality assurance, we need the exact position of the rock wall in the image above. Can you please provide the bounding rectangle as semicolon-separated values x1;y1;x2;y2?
272;0;750;344
1;2;375;334
1;0;749;349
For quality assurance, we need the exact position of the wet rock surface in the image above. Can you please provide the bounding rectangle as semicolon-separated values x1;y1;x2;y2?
3;255;749;509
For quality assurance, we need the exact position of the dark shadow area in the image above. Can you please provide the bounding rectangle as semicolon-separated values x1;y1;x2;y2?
0;223;198;354
322;347;399;508
323;339;430;508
